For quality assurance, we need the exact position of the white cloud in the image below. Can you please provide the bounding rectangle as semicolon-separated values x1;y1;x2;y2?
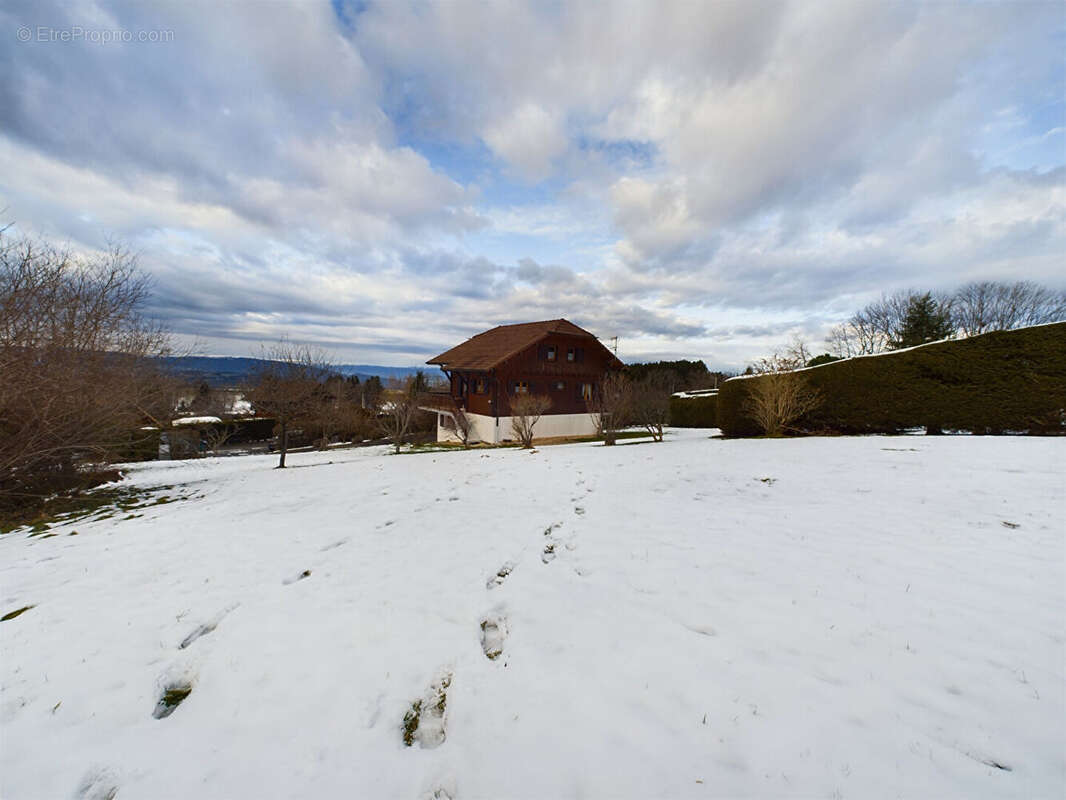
0;0;1062;369
483;103;568;182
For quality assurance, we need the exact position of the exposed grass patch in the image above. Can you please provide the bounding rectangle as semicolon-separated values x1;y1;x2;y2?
402;699;423;747
1;605;35;622
153;682;193;719
1;484;182;534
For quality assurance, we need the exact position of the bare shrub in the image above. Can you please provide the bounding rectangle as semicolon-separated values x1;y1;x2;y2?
510;393;551;448
0;233;176;511
589;371;631;445
745;371;822;436
204;422;236;453
452;405;473;448
630;370;673;442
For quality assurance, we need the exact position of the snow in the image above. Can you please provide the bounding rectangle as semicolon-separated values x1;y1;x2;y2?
1;430;1063;799
171;416;223;427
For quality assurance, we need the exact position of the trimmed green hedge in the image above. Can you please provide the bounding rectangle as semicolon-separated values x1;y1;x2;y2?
718;322;1066;436
669;393;718;428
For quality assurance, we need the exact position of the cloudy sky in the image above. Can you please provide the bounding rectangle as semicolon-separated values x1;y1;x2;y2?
2;1;1063;370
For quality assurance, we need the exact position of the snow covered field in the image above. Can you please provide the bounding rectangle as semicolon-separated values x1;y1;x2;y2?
1;429;1063;799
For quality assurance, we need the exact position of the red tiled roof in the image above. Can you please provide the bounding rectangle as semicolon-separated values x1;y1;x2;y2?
427;319;617;371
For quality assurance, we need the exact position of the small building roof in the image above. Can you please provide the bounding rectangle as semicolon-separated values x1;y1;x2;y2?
427;319;620;372
172;415;223;427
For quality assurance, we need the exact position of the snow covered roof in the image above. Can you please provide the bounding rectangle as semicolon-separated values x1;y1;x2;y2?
672;389;719;399
172;416;222;427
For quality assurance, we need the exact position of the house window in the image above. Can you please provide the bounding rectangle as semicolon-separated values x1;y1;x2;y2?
578;382;593;401
474;378;487;394
566;348;575;362
553;380;565;391
513;381;529;394
546;346;557;361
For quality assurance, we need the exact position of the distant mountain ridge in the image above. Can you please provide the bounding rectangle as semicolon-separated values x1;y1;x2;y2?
159;356;429;386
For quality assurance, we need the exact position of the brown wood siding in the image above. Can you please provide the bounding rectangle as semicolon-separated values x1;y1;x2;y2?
441;370;494;416
495;334;616;415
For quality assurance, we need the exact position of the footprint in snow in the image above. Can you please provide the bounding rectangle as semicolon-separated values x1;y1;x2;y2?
402;670;453;749
74;767;120;800
283;569;311;585
320;538;348;551
422;777;458;800
487;562;514;589
480;613;508;660
179;604;238;649
152;669;195;719
541;542;556;564
573;506;586;516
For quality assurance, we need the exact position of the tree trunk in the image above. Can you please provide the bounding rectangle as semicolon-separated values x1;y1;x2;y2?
277;421;288;468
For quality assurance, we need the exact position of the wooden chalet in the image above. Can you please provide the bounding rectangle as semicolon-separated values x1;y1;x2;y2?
424;319;623;443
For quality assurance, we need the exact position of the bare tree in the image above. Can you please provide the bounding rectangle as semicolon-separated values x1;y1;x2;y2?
246;341;331;468
509;393;552;448
0;232;176;511
589;371;631;445
301;374;365;450
378;377;419;454
630;370;673;442
952;280;1066;336
783;334;812;368
825;289;953;357
203;422;237;453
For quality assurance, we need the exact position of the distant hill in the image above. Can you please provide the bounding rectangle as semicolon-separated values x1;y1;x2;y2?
159;356;430;386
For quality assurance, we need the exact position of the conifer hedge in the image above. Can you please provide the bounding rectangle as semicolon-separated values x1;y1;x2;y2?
718;322;1066;436
669;393;718;428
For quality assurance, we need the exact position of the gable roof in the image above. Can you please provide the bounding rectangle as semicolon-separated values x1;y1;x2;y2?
427;319;621;372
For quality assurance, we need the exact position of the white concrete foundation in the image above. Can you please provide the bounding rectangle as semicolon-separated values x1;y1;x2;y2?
435;411;599;444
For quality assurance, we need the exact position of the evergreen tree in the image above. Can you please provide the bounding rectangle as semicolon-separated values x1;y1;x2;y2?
806;353;841;367
361;375;384;409
889;293;955;349
410;370;430;396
